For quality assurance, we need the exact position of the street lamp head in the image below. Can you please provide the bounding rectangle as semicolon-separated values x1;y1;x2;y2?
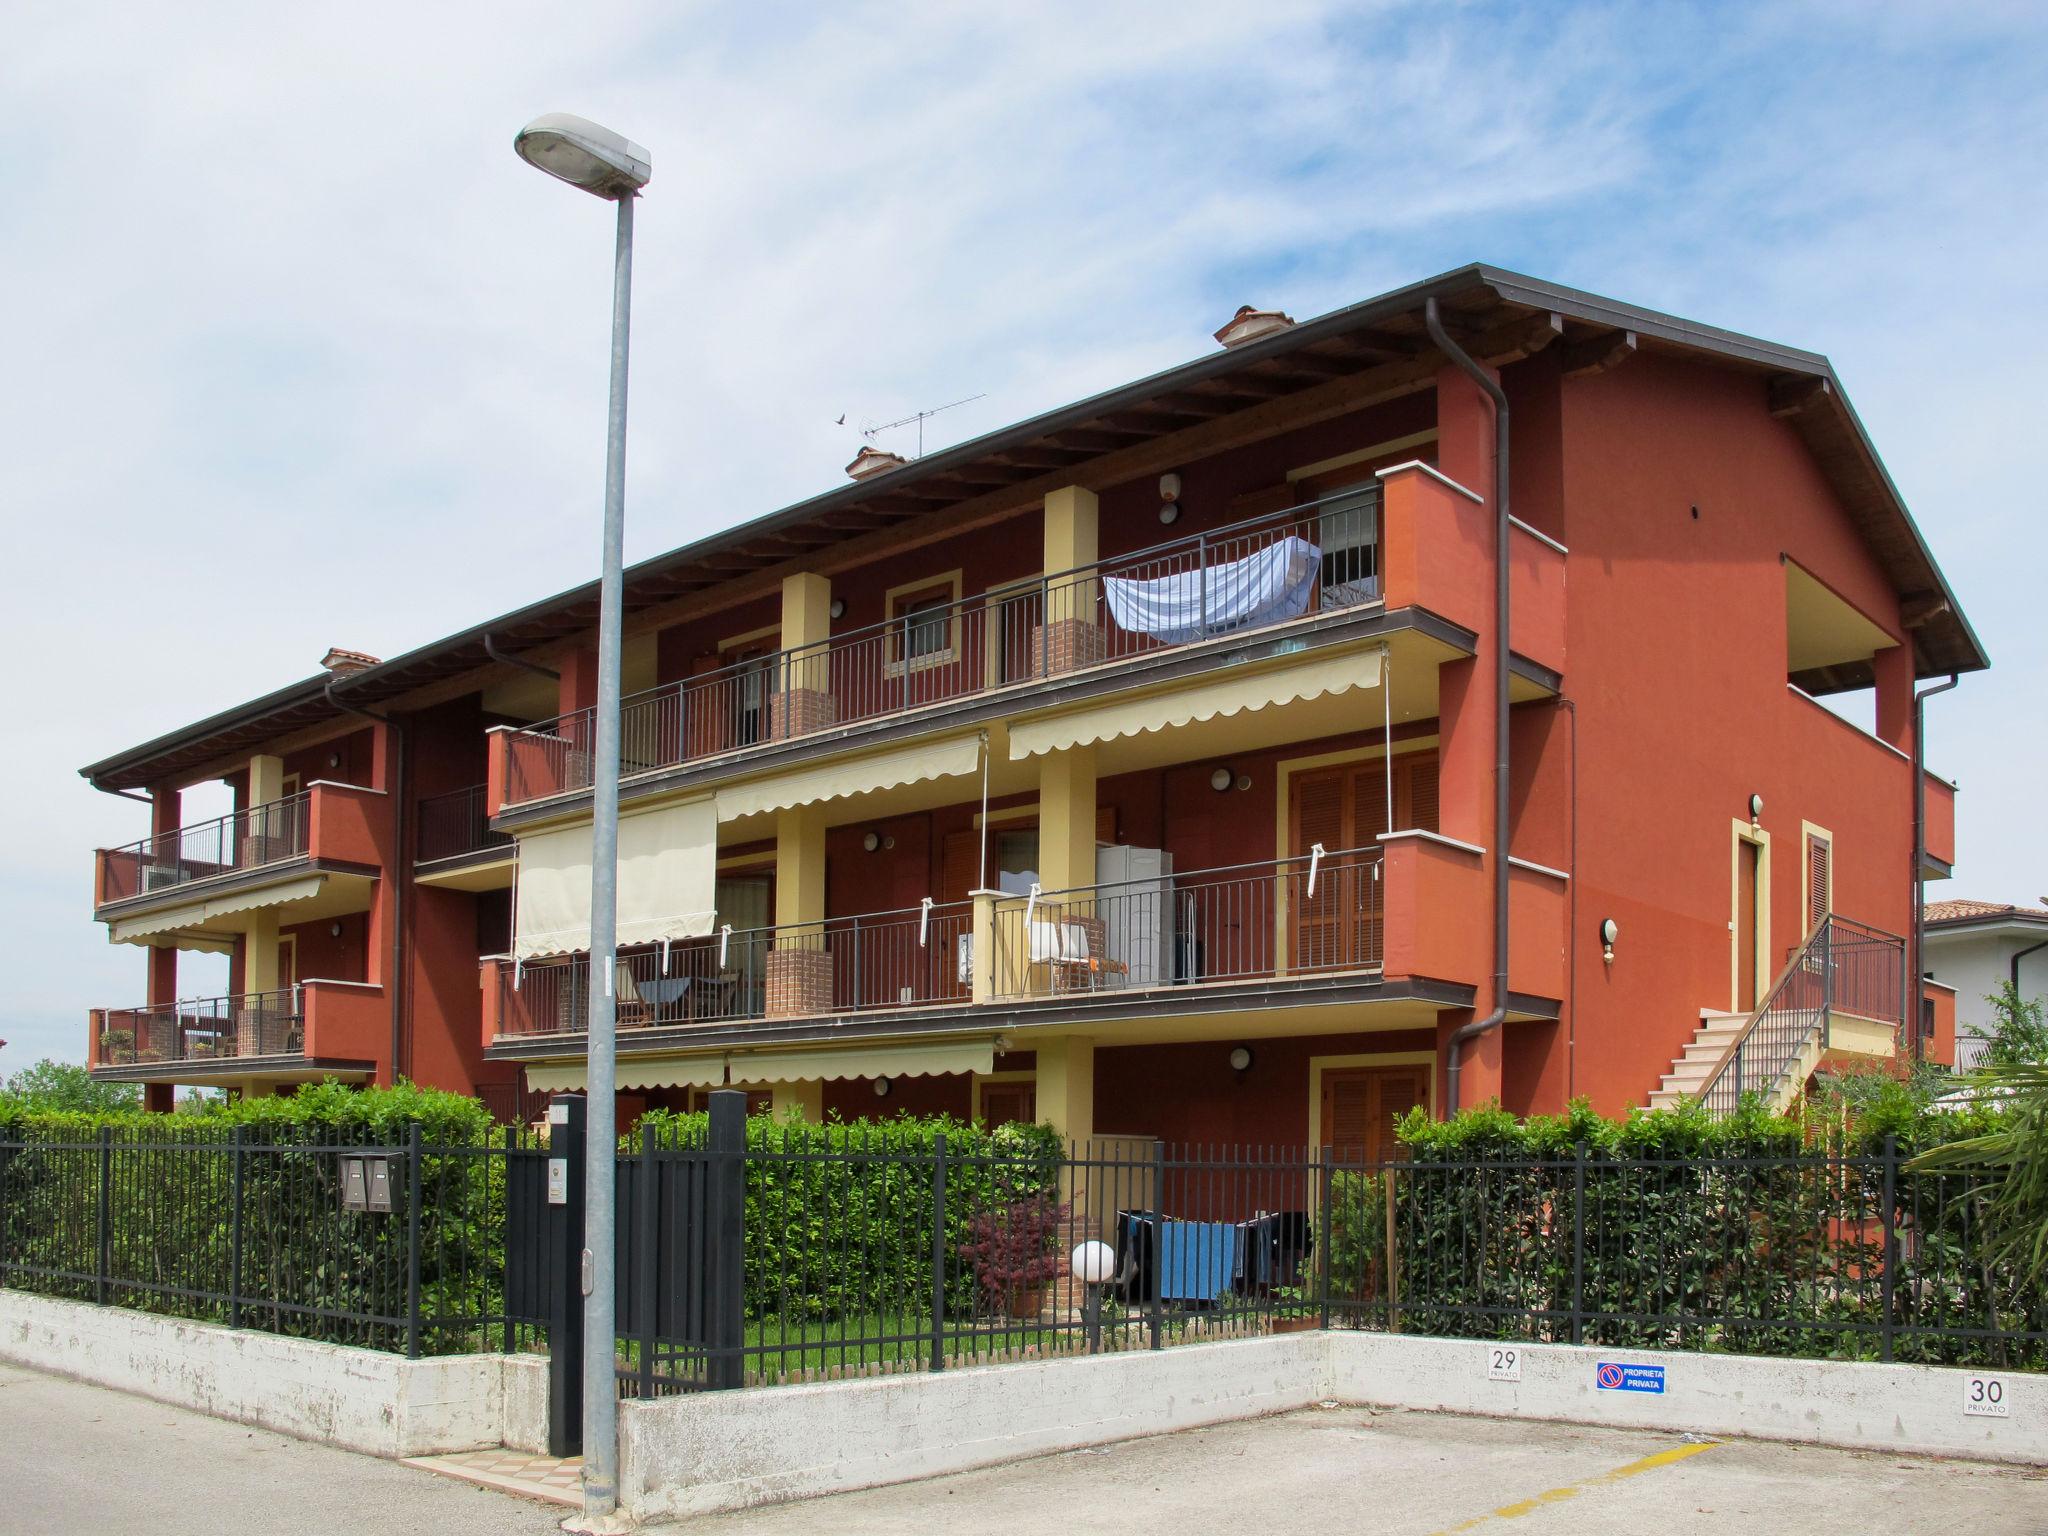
514;113;651;199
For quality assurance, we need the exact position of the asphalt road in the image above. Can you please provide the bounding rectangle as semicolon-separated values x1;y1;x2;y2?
5;1361;2044;1534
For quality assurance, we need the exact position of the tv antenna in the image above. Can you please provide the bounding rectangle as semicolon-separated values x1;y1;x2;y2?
861;394;986;458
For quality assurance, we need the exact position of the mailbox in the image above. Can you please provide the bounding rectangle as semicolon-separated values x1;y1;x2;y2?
339;1154;397;1213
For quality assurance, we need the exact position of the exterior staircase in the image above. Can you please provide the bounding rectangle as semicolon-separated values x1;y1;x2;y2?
1647;915;1905;1116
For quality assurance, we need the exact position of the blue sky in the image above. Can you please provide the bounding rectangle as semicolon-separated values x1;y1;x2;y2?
3;1;2043;1071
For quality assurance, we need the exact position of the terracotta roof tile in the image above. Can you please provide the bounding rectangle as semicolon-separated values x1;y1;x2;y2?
1924;898;2048;924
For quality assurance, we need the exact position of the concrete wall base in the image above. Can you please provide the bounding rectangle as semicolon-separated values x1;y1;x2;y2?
620;1331;2046;1519
0;1291;546;1458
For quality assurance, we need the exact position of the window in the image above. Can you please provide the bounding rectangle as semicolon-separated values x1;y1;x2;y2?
995;830;1039;896
1805;832;1832;933
902;595;951;659
1287;753;1438;971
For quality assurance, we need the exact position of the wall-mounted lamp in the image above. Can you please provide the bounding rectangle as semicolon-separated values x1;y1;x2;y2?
829;599;847;620
872;1077;892;1098
1209;766;1234;793
1600;918;1619;965
1227;1046;1254;1073
863;831;881;852
1749;793;1764;827
328;752;341;770
1158;471;1182;525
329;922;343;938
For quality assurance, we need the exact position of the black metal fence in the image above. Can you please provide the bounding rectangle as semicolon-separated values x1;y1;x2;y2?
0;1124;547;1357
5;1107;2044;1458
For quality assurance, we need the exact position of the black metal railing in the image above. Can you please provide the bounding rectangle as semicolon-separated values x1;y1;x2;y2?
96;792;312;903
493;901;978;1039
501;489;1381;806
0;1124;544;1358
4;1120;2042;1422
415;784;512;863
95;989;305;1066
1698;915;1906;1114
988;847;1384;1002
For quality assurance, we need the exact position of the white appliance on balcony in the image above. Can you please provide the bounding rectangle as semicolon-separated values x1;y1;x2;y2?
1095;845;1175;990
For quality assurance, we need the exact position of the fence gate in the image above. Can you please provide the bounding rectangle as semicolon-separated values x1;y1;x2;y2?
507;1092;748;1455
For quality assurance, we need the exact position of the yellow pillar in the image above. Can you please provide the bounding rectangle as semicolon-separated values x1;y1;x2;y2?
248;753;285;807
1040;487;1102;666
779;572;834;728
768;806;831;1017
1039;746;1098;893
244;911;281;994
771;1079;824;1122
1035;1035;1095;1142
1043;485;1099;573
774;806;826;935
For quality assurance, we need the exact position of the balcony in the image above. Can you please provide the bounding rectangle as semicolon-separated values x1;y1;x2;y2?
481;844;1539;1055
93;783;390;948
88;980;386;1083
484;900;976;1044
1922;770;1956;875
493;490;1385;811
414;783;515;889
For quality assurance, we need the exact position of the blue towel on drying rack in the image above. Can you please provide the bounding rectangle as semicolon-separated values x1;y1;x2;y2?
1158;1220;1238;1303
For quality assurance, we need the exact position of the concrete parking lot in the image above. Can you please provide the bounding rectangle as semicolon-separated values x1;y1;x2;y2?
4;1360;2043;1534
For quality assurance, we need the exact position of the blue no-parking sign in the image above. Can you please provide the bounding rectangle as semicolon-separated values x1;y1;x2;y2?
1595;1361;1665;1394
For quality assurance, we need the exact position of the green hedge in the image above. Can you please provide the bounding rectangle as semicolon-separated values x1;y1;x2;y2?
1382;1096;2044;1367
638;1110;1063;1323
0;1082;505;1352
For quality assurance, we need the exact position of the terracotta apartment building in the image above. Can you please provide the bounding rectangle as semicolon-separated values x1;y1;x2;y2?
81;266;1984;1156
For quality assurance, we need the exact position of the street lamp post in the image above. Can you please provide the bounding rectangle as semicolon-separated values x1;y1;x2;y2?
513;111;650;1529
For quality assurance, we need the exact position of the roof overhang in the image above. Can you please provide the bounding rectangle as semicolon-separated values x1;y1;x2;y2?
80;263;1988;793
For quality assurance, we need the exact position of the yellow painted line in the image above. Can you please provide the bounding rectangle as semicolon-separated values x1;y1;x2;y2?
1423;1440;1718;1534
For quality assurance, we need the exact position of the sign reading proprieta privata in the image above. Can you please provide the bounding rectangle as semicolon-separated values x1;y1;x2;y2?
1595;1361;1665;1394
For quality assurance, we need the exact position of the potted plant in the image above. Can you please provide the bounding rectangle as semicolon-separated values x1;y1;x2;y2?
960;1191;1070;1320
98;1028;135;1063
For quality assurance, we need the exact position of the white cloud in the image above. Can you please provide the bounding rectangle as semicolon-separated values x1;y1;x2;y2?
3;0;2043;1067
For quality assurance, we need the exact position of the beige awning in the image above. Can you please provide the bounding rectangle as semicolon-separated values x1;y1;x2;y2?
109;873;328;945
714;735;982;824
523;1034;998;1092
1008;645;1384;760
514;798;718;961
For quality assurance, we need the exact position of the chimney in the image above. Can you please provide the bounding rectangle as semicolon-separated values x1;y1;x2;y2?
320;647;380;677
1214;304;1296;349
845;445;909;481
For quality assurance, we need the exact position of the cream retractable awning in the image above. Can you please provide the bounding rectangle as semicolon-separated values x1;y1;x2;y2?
109;873;328;945
514;798;717;961
523;1035;998;1093
714;735;982;824
1008;645;1384;760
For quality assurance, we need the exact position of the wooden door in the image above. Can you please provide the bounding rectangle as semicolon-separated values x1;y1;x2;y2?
980;1081;1036;1128
1288;754;1437;971
1321;1065;1428;1164
1736;839;1761;1012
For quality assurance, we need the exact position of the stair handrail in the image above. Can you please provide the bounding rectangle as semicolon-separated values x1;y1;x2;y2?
1693;915;1839;1115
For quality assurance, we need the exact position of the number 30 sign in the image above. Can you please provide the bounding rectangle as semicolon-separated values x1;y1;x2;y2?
1964;1374;2009;1418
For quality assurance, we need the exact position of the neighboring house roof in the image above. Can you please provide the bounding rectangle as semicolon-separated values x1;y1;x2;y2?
1924;899;2048;932
79;262;1991;793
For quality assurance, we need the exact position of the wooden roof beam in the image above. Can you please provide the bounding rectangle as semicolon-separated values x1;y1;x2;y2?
1559;328;1638;379
1769;374;1834;417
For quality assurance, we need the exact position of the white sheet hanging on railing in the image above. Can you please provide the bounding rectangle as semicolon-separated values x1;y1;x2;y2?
1103;536;1320;644
513;797;717;960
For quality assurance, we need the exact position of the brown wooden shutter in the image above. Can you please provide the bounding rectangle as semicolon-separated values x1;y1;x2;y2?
1402;755;1440;833
1291;768;1349;970
1807;835;1832;931
941;829;983;904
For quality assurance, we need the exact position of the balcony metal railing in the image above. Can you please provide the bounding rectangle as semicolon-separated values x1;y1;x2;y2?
96;793;312;905
415;783;513;863
491;899;978;1039
988;846;1386;1002
1697;915;1905;1115
95;988;305;1066
501;489;1382;806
